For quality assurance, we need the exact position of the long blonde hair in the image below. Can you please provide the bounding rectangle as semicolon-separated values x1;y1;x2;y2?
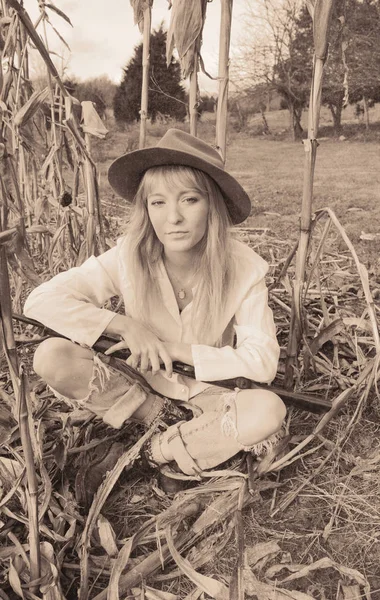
124;165;235;345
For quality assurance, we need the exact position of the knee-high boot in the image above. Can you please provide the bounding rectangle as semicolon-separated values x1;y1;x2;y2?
148;389;284;476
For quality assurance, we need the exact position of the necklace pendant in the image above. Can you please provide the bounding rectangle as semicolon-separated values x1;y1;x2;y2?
178;289;186;300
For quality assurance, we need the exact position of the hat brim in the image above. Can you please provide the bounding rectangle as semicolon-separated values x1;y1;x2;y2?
108;147;251;225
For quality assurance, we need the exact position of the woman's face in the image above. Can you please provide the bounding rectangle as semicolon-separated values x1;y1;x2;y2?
146;176;209;256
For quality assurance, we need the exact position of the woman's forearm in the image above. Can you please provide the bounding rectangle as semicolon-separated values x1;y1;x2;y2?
104;313;133;337
164;342;194;366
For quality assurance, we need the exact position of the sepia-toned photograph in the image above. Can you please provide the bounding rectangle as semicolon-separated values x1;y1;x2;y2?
0;0;379;597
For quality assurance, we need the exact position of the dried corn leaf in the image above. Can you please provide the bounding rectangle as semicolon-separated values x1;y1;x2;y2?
0;461;24;505
41;146;58;179
8;558;25;598
245;541;281;568
108;536;135;600
46;18;71;52
279;557;370;598
183;589;203;600
7;0;64;92
256;435;291;475
166;0;208;78
309;319;346;355
26;224;51;235
144;586;178;600
45;3;73;25
343;317;373;334
191;490;237;535
157;523;234;582
307;0;335;60
130;0;153;33
97;514;118;558
243;568;315;600
165;526;229;600
0;403;16;444
38;460;53;524
48;222;69;273
8;244;41;287
265;563;309;579
340;584;361;599
13;87;50;127
81;101;108;139
79;424;158;600
39;542;67;599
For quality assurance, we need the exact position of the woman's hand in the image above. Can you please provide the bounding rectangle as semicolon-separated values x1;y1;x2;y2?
104;314;173;377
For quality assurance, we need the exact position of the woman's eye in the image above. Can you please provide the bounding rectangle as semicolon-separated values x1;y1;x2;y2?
183;196;198;204
150;200;165;206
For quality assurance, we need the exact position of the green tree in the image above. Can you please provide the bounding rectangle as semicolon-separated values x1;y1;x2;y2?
114;24;186;124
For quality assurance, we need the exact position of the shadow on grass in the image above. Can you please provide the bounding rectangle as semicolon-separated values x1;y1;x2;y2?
318;121;380;141
248;121;380;142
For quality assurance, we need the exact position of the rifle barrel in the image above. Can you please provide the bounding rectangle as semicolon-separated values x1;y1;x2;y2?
13;313;331;413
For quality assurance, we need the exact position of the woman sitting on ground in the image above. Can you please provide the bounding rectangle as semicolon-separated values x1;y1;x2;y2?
24;129;286;478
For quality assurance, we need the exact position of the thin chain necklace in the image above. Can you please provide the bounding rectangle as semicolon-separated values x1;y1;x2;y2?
164;262;195;300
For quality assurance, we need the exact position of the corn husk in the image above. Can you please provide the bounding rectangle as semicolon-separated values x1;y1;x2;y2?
130;0;153;33
81;101;108;139
166;0;208;79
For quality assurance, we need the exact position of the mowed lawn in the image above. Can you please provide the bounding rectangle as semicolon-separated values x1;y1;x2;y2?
226;136;380;250
96;118;380;268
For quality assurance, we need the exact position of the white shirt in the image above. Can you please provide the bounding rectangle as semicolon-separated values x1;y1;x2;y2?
24;236;280;400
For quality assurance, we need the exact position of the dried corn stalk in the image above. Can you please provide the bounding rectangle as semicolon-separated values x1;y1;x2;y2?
1;0;106;294
166;0;208;135
285;0;334;386
215;0;233;162
129;0;153;147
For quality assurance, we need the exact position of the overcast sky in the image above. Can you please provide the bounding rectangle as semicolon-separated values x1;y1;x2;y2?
25;0;247;94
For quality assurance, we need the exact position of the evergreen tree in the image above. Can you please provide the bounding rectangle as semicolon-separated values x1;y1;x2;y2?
114;25;187;124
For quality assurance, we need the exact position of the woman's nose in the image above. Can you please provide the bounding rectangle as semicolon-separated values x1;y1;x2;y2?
166;204;183;223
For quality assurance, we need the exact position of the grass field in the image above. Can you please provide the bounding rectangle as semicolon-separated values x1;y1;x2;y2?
95;107;380;273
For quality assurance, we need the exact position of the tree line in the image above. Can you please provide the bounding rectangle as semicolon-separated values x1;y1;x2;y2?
62;0;379;140
231;0;380;139
64;25;215;126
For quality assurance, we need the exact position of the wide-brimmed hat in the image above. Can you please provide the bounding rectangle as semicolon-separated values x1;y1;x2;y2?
108;128;251;224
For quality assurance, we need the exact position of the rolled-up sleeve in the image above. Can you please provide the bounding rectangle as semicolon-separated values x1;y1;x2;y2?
191;279;280;383
24;245;121;347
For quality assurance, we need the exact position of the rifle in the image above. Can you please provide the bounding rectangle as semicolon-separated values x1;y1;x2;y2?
13;314;331;413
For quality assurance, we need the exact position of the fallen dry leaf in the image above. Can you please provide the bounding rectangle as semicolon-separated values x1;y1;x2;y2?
243;567;316;600
245;541;281;569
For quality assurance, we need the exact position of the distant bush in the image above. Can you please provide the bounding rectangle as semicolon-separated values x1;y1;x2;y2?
64;76;117;119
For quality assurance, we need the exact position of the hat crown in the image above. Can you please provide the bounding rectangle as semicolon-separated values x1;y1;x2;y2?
107;128;252;224
157;129;224;170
